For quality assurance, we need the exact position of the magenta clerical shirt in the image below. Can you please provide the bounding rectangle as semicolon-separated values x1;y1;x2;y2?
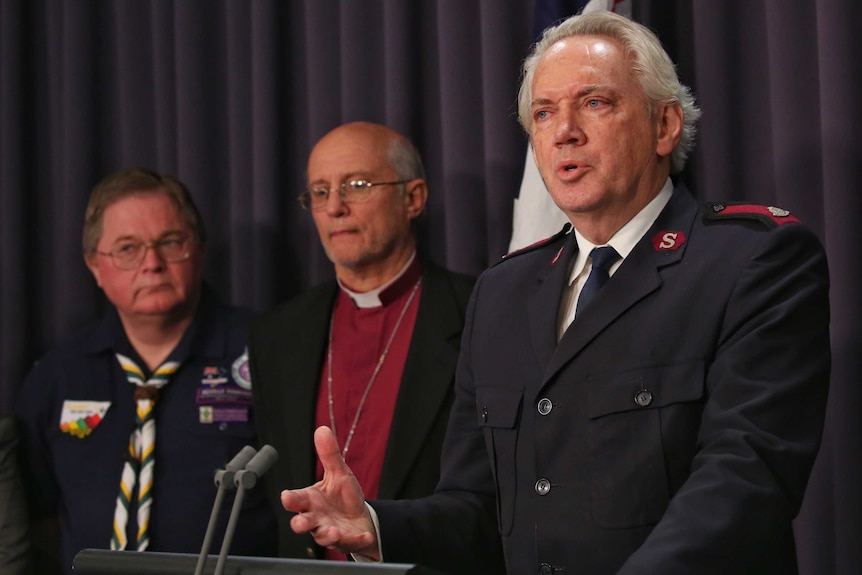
314;257;423;510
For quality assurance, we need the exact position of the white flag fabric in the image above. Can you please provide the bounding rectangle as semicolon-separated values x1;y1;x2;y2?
583;0;631;15
508;145;569;252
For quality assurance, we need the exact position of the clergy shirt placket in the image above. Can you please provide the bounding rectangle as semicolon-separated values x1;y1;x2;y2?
326;278;421;458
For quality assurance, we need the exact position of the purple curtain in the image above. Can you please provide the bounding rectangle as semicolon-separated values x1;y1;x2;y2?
1;1;859;572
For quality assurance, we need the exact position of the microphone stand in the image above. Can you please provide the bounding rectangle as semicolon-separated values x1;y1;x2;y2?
193;445;257;575
213;445;278;575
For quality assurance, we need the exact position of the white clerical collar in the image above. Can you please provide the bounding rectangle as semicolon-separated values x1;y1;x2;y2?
337;251;418;309
568;178;674;286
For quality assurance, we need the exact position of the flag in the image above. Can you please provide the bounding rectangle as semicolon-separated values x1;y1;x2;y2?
508;0;632;252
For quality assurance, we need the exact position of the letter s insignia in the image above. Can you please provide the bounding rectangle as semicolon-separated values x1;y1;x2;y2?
652;231;686;251
660;232;678;249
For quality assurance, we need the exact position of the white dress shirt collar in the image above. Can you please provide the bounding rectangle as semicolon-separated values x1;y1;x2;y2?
557;179;674;339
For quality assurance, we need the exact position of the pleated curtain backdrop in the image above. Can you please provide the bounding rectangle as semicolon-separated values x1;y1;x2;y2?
1;1;860;573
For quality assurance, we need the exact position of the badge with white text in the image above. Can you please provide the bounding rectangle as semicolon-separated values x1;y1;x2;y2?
59;400;111;438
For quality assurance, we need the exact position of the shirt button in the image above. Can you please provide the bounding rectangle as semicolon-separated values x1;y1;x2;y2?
634;389;653;407
305;547;315;558
535;478;551;496
537;397;553;415
539;563;554;575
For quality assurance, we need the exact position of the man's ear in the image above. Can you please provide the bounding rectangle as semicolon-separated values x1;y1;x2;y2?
85;255;104;288
656;102;684;158
404;179;428;220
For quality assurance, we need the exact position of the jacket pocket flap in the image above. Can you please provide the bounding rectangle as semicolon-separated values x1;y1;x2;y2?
587;360;704;419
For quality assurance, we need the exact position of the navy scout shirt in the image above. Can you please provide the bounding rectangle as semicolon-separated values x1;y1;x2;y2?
15;287;276;573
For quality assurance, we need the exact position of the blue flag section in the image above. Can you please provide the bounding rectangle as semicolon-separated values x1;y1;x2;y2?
534;0;592;40
508;0;632;251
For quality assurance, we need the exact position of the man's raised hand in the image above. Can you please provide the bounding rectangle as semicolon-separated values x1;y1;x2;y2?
280;426;380;559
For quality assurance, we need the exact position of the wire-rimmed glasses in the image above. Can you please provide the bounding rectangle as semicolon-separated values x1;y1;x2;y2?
298;179;411;210
95;233;192;270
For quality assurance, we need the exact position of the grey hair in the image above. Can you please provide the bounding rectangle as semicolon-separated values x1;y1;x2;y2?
386;133;427;181
83;168;206;256
517;11;701;173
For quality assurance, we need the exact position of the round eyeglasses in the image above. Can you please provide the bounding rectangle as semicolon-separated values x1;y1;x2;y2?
298;179;411;210
95;233;192;270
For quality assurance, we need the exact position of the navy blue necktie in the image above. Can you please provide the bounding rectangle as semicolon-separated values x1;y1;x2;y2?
575;246;621;316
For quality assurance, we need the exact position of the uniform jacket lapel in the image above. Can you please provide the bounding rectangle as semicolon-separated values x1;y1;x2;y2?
541;188;698;388
527;233;578;371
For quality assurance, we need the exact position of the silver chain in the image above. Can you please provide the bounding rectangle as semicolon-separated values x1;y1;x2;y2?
326;278;421;458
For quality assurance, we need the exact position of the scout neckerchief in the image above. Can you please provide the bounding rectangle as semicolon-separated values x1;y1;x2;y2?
110;353;181;551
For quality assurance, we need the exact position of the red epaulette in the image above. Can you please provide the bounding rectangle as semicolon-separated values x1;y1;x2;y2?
497;223;572;266
704;202;801;228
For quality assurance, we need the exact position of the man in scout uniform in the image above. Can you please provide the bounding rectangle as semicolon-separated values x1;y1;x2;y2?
15;168;276;574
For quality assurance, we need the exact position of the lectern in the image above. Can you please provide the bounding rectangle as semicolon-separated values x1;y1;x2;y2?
72;549;449;575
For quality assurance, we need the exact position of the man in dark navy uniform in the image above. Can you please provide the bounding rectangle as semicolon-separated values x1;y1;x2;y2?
273;11;830;575
15;168;276;574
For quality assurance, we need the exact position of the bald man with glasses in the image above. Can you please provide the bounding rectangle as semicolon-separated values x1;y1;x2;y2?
248;122;476;561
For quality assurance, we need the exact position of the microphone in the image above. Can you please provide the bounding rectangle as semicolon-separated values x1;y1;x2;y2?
214;445;278;575
193;445;257;575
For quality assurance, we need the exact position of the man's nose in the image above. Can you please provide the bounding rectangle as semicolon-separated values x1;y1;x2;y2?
555;107;585;145
139;243;167;269
323;189;348;216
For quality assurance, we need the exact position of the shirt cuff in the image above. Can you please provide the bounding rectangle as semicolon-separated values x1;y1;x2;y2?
350;501;384;563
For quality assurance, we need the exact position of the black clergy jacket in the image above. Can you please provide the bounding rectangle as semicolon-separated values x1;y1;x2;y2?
372;185;830;575
248;259;475;559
